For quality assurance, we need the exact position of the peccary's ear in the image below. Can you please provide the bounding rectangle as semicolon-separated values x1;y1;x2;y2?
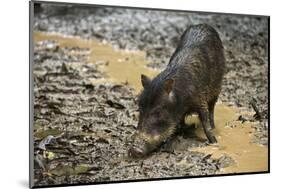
141;74;151;89
164;79;174;95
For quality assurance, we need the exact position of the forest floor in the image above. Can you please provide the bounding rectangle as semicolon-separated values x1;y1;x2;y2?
32;4;269;187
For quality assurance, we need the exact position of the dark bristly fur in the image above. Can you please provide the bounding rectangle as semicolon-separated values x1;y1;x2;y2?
128;24;225;158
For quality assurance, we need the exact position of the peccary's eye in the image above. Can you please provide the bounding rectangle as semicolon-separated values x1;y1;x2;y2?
138;108;144;114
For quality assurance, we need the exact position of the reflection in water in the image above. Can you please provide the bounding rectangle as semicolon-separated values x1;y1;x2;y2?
34;31;268;174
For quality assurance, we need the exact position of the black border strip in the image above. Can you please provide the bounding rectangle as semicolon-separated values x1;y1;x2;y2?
29;1;35;188
29;0;270;188
267;16;270;173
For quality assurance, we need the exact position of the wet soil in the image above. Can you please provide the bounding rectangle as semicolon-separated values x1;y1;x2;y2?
32;4;269;187
188;105;268;173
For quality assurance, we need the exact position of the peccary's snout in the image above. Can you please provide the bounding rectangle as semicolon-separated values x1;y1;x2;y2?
128;132;165;158
128;131;150;158
128;147;146;158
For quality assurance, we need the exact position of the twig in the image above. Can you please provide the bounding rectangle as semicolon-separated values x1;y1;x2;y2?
250;98;262;120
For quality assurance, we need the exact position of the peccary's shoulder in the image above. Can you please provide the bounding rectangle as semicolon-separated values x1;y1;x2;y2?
180;24;222;47
170;24;223;62
168;24;224;68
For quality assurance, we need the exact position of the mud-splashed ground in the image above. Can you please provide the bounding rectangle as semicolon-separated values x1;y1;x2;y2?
32;4;268;187
32;32;268;186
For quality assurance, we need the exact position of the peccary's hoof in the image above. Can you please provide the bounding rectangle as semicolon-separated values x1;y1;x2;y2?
209;136;217;144
128;147;145;158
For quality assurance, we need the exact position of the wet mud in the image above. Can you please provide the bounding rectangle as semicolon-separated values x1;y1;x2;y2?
32;5;268;187
187;105;268;173
34;31;158;93
32;31;268;186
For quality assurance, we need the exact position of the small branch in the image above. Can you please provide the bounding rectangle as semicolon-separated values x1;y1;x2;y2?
250;98;262;120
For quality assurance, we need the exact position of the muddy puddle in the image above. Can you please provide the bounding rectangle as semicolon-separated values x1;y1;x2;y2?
34;31;158;93
185;106;268;173
34;32;268;176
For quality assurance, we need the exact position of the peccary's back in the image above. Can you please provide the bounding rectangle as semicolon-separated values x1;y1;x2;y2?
174;24;223;52
168;24;224;68
160;24;225;109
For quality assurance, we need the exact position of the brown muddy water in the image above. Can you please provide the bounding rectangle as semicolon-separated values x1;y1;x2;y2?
186;106;268;173
34;32;268;174
34;31;158;93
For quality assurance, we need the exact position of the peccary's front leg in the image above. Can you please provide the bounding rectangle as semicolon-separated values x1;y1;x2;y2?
198;107;217;143
177;116;186;129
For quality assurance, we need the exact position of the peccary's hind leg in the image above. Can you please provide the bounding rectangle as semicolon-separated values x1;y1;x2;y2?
208;97;218;129
198;106;217;143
